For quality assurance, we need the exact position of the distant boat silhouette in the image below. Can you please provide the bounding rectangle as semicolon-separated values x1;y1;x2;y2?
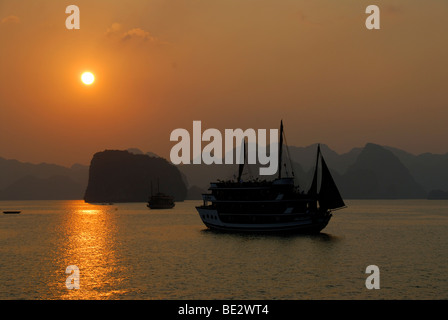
147;179;175;209
196;120;346;234
3;211;21;214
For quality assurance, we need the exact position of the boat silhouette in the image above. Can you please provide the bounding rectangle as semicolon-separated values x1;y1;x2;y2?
196;121;346;233
147;179;175;209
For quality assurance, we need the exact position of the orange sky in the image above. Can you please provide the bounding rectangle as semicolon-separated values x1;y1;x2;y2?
0;0;447;166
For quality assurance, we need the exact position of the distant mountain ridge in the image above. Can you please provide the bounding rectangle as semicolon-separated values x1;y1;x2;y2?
1;143;447;200
339;143;426;199
177;143;448;200
383;146;448;193
0;175;85;200
0;157;88;200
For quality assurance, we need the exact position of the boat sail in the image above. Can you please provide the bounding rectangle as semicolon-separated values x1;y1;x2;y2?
308;144;346;211
196;121;346;233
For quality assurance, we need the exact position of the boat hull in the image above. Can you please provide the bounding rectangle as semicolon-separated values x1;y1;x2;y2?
147;203;175;209
196;207;331;234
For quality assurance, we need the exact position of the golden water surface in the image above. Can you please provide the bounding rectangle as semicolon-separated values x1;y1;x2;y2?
0;200;447;299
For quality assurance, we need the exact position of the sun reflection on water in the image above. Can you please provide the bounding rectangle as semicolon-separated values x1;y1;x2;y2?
54;201;129;299
78;209;101;215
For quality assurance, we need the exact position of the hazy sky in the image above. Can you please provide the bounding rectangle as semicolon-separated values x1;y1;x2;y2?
0;0;447;166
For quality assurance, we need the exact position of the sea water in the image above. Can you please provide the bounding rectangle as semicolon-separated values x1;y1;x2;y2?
0;200;447;300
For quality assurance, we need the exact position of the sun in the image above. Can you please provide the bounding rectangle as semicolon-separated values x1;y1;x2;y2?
81;72;95;85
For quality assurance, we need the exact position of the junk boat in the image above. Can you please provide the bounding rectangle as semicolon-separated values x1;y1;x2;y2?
147;180;175;209
196;121;346;233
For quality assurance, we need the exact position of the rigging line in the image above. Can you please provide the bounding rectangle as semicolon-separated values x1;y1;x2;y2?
282;125;295;178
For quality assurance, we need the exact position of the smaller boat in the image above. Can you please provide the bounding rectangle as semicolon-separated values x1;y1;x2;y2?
147;193;175;209
3;211;21;214
147;180;175;209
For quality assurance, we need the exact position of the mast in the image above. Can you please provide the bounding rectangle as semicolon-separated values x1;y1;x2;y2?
237;139;246;182
278;120;284;179
308;144;320;196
